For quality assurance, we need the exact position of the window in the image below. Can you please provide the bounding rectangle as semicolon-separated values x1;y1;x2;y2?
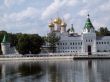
97;42;98;44
102;42;103;44
73;42;74;45
78;42;80;45
70;43;72;45
75;43;77;45
107;42;109;44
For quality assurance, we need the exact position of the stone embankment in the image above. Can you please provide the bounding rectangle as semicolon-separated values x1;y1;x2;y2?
0;53;110;61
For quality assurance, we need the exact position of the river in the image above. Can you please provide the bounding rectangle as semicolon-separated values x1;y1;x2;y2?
0;60;109;82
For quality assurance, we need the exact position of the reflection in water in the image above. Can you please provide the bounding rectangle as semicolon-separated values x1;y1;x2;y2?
0;65;2;79
18;62;43;77
0;60;110;82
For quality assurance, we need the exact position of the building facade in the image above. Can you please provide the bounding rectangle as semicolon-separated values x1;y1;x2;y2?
1;34;18;55
47;15;110;54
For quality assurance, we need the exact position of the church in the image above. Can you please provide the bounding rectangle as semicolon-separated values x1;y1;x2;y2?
47;15;110;55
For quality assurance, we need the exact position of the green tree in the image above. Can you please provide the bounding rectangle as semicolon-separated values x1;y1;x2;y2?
45;32;60;53
29;34;44;54
96;27;110;36
16;34;30;55
16;34;44;55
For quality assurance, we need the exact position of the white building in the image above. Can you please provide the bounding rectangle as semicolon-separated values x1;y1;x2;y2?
1;34;18;55
47;15;110;55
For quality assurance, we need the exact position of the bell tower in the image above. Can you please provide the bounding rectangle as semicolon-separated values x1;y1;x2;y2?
1;34;10;55
82;14;96;54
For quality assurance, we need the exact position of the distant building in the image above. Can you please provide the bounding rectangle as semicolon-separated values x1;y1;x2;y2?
1;34;18;55
45;15;110;55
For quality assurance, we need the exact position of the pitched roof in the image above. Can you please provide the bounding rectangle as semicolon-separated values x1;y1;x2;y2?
84;15;94;30
2;34;8;43
70;24;74;32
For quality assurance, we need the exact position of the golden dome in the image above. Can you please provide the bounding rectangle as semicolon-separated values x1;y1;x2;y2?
53;17;62;24
61;22;67;27
48;22;54;28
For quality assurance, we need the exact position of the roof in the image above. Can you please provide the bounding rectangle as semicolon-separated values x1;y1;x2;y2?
97;36;110;40
60;35;81;41
2;34;8;43
69;24;75;34
84;15;94;30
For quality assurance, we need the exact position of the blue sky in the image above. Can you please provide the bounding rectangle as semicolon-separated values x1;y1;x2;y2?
0;0;110;36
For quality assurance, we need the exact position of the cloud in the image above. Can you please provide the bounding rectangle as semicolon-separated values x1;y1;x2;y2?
0;7;41;34
41;0;64;19
78;9;88;17
0;0;110;35
66;0;79;6
41;0;79;20
93;20;107;29
99;1;110;11
4;0;25;7
3;7;39;22
63;13;71;21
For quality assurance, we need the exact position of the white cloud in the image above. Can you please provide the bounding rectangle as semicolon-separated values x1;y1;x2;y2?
63;13;71;21
41;0;65;19
4;0;25;7
41;0;79;20
78;9;88;17
67;0;79;6
99;1;110;11
0;0;110;35
93;20;107;29
4;7;38;22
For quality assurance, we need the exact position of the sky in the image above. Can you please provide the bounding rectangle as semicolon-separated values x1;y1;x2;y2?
0;0;110;36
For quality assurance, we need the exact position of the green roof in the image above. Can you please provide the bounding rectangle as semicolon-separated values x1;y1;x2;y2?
2;34;8;43
70;24;74;32
84;15;94;30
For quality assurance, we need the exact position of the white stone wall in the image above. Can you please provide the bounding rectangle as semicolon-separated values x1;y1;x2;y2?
82;33;96;53
96;38;110;52
1;43;10;55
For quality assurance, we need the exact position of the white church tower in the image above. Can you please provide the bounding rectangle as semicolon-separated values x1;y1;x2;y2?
1;34;10;55
82;14;96;54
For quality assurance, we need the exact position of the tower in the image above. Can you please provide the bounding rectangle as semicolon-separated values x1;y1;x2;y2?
1;34;10;55
82;14;96;54
61;21;67;33
83;14;95;33
69;24;75;35
48;21;54;32
53;17;62;32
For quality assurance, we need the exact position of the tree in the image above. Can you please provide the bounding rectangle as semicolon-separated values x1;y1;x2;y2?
96;27;110;36
16;34;30;55
29;34;44;54
16;34;44;55
45;32;60;53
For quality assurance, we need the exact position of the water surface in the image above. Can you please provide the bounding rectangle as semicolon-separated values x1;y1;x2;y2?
0;60;110;82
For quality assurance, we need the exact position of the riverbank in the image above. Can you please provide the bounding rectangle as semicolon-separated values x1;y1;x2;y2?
0;54;110;61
